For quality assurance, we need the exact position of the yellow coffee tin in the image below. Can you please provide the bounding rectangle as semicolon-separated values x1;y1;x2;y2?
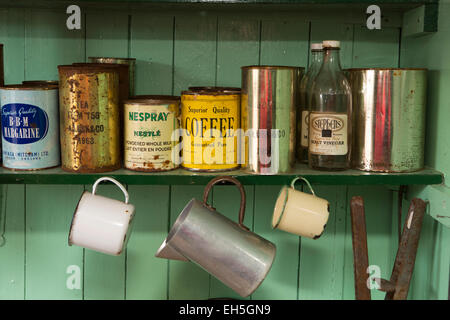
124;96;180;172
181;88;240;172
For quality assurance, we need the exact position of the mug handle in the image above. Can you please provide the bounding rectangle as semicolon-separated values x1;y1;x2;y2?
272;177;315;230
92;177;129;204
202;176;249;231
291;177;316;196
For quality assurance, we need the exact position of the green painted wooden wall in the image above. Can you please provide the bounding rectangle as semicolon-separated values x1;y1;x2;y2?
0;4;447;300
399;1;450;300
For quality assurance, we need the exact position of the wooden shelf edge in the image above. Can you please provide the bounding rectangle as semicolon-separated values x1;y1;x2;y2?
0;165;443;186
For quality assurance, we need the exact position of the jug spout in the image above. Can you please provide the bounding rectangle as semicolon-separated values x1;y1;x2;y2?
155;239;189;261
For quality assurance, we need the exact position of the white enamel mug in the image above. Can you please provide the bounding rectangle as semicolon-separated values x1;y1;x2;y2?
272;177;329;239
68;177;135;256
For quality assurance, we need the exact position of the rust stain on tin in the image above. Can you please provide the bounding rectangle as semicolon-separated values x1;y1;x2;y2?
58;65;121;173
124;96;180;172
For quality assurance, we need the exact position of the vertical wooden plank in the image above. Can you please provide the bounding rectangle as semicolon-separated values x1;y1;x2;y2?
297;22;353;300
126;185;169;300
344;186;393;300
0;9;25;298
168;14;217;299
352;26;400;68
0;8;25;84
168;185;210;300
83;11;129;300
209;185;254;299
253;18;309;300
173;13;217;95
125;11;174;299
298;186;347;300
252;185;299;300
0;185;25;299
25;185;84;300
216;16;260;87
260;17;309;66
344;27;400;299
83;184;127;300
130;13;173;95
86;11;128;59
211;16;260;298
309;21;354;69
25;9;85;80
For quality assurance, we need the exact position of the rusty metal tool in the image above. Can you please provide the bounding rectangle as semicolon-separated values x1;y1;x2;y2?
350;196;371;300
350;197;427;300
383;198;427;300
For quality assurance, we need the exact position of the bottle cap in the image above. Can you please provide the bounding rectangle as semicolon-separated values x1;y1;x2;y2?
322;40;341;48
311;43;323;51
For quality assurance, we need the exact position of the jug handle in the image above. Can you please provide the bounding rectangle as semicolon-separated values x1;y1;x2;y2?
92;177;129;204
202;176;249;231
291;177;316;196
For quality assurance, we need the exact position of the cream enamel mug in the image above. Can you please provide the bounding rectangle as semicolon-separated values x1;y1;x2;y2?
272;177;329;239
68;177;135;255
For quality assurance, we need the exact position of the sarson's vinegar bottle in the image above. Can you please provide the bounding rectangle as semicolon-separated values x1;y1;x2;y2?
308;40;351;170
297;43;323;163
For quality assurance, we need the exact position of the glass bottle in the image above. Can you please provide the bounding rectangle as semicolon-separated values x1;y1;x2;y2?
308;40;351;170
297;43;323;163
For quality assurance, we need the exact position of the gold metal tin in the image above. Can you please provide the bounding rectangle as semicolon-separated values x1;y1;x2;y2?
88;57;136;96
124;95;181;172
181;90;240;172
58;65;121;173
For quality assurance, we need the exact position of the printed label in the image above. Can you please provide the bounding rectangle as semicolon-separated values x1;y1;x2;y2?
181;95;239;169
124;104;178;171
309;112;348;155
300;110;309;147
1;103;49;144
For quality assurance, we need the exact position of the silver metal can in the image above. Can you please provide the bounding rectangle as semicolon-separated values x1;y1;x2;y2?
346;68;427;172
241;66;303;174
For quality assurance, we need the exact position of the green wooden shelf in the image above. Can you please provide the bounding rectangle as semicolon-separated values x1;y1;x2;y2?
0;165;443;186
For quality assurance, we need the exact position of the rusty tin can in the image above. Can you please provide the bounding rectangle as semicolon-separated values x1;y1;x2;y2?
0;84;60;170
58;64;121;173
88;57;136;96
124;96;181;172
72;63;129;103
241;66;303;174
181;88;240;172
346;68;427;172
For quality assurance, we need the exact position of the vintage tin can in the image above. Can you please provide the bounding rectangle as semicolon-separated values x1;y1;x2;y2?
241;66;303;174
58;65;121;173
0;84;60;170
346;68;427;172
124;96;180;172
72;63;129;103
88;57;136;96
181;88;240;172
